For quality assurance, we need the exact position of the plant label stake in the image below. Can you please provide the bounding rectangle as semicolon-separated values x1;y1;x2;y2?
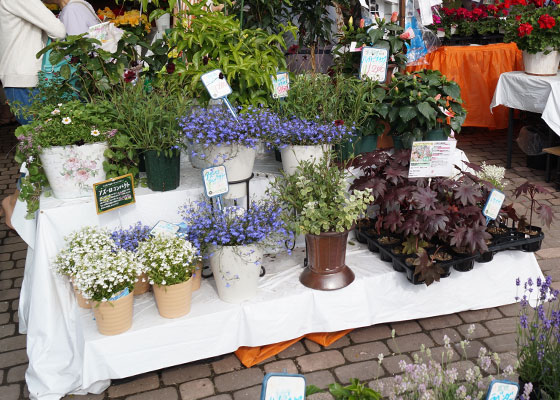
201;69;237;120
485;380;519;400
408;140;457;178
202;165;229;210
483;189;506;226
260;373;306;400
271;72;289;99
359;46;389;82
150;221;180;236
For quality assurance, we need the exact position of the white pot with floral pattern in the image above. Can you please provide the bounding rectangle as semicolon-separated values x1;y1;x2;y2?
40;142;108;199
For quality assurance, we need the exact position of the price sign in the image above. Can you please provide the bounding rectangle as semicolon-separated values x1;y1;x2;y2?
483;189;506;224
360;46;389;82
272;72;290;99
408;140;457;178
260;373;306;400
93;174;135;215
201;69;232;99
485;380;519;400
202;166;229;198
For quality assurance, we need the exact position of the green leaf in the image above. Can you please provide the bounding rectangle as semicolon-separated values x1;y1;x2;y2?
417;102;436;121
60;64;71;80
399;106;416;123
442;83;461;99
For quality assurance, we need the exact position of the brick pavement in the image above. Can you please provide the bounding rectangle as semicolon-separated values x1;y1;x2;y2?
0;123;559;400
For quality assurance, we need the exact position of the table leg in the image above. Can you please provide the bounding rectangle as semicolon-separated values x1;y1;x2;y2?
507;108;514;169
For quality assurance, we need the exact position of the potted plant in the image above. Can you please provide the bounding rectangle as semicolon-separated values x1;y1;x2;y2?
386;70;466;149
14;99;116;210
107;79;192;191
137;233;200;318
179;199;287;303
504;1;560;75
268;154;374;290
111;222;152;295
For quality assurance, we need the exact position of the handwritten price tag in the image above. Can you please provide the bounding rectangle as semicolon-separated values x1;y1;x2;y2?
261;373;306;400
483;189;506;222
485;380;519;400
360;46;389;82
272;72;290;99
202;165;228;198
201;69;232;99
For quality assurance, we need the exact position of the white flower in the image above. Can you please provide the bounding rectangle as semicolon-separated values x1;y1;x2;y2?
62;117;72;125
51;109;60;115
377;353;384;364
91;129;101;137
58;103;63;107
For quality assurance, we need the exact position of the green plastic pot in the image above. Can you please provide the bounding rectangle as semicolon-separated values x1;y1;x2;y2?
144;149;180;192
425;129;447;141
392;136;408;150
337;134;378;161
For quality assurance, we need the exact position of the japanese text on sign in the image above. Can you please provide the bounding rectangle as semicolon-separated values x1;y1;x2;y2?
202;165;229;197
360;46;389;82
408;140;457;178
483;189;506;221
93;174;135;214
201;69;233;99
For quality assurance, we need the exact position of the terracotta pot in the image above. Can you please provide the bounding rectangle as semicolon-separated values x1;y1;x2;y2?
72;281;91;309
300;231;355;290
133;272;150;296
152;278;193;319
92;291;134;335
192;261;203;291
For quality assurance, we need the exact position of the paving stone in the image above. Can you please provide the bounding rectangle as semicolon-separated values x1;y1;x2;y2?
304;339;322;353
334;360;383;383
62;393;105;400
324;335;350;349
179;378;215;400
0;384;21;400
127;387;178;400
0;324;15;340
369;376;397;398
162;363;211;385
448;360;476;378
0;334;26;353
297;350;345;372
11;299;18;311
349;325;392;344
212;355;242;375
456;323;490;340
497;303;521;317
536;248;560;259
0;289;21;301
277;341;306;359
108;373;160;398
13;277;22;288
0;349;27;368
214;368;263;393
11;250;27;260
430;328;462;346
1;243;27;253
388;333;434;354
389;320;421;336
0;268;24;280
7;363;26;383
380;354;412;375
0;280;12;290
458;308;502;323
485;317;518;335
263;359;298;374
233;385;262;400
202;395;232;400
342;342;389;363
308;393;334;400
305;370;335;390
412;345;460;364
0;301;9;312
454;340;485;359
483;333;517;353
418;314;462;330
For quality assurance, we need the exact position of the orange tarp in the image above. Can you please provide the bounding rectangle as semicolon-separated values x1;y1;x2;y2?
408;42;523;129
235;330;353;368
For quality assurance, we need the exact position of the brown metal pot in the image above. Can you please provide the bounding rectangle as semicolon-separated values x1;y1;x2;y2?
300;230;355;290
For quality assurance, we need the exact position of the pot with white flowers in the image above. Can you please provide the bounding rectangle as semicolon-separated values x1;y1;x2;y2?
180;199;287;303
137;233;200;318
52;226;118;309
180;107;282;198
278;117;353;175
269;154;374;290
14;100;115;202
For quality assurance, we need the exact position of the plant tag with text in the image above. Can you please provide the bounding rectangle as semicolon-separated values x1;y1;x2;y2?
271;72;290;98
260;373;306;400
93;174;135;215
202;165;229;198
485;380;519;400
483;189;506;223
408;140;457;178
360;46;389;81
201;69;232;99
150;220;180;237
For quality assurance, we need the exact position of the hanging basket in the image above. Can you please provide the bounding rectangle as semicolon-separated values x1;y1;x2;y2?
92;291;134;335
152;278;194;319
523;50;560;76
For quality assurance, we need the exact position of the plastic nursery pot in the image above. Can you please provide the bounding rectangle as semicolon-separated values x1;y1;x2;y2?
72;280;91;309
152;277;194;319
133;272;150;296
424;129;447;141
476;251;494;263
300;231;355;291
92;291;134;335
519;225;544;252
192;261;203;291
144;149;180;192
453;259;475;272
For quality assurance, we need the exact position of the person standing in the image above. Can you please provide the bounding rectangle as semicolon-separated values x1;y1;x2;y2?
0;0;66;229
47;0;100;36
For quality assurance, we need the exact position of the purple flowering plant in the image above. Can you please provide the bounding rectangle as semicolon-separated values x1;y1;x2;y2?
179;199;289;253
277;116;354;146
110;222;151;253
516;275;560;397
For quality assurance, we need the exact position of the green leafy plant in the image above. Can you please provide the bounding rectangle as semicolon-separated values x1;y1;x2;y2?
229;0;291;34
329;379;381;399
504;4;560;53
268;153;374;235
386;70;466;145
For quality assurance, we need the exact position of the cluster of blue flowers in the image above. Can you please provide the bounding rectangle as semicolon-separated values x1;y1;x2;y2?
110;222;151;252
178;106;354;150
179;200;288;249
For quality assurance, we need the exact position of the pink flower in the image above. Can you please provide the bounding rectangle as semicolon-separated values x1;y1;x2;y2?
433;15;441;24
399;27;415;40
435;94;442;100
76;169;90;182
391;11;399;23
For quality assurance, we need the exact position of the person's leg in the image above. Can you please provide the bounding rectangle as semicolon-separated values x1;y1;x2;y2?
1;192;18;230
4;87;37;125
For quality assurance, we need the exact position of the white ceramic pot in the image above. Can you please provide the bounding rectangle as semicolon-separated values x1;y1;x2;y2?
209;244;263;303
280;144;331;176
155;14;171;32
437;30;445;38
523;50;560;76
39;142;108;199
205;144;256;199
450;25;457;35
188;142;211;169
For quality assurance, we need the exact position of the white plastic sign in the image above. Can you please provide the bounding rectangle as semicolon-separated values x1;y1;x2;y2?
150;220;180;236
260;374;306;400
202;166;229;198
483;189;506;221
360;46;389;82
485;380;519;400
272;72;290;99
408;140;457;178
201;69;232;99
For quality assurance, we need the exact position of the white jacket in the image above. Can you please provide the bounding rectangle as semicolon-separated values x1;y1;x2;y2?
0;0;66;88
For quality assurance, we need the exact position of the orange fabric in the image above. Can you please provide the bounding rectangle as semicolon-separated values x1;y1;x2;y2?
408;43;523;129
234;330;353;368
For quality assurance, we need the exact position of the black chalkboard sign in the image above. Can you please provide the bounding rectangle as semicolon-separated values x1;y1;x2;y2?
93;174;136;215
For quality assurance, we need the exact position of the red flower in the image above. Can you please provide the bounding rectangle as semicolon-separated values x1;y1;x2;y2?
166;62;175;74
538;14;556;29
334;120;344;126
287;44;299;55
515;15;522;21
518;22;534;37
123;69;136;83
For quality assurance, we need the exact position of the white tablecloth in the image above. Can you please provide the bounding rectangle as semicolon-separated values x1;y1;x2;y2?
13;151;541;400
490;71;560;137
